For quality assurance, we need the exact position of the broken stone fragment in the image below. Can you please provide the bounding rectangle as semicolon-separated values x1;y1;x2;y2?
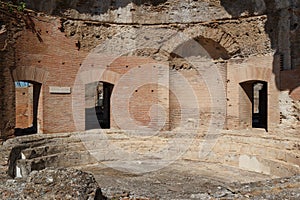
0;168;107;200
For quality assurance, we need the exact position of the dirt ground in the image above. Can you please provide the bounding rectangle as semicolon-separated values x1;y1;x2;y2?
81;160;280;199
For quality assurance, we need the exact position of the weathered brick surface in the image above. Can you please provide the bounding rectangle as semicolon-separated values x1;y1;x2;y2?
0;0;299;136
0;24;17;139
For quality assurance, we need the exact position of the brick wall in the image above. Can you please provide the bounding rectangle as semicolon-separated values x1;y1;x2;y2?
226;55;280;131
14;17;88;133
0;30;16;139
10;16;281;133
1;3;297;135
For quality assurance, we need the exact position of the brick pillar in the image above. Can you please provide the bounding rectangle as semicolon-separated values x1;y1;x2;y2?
0;40;16;140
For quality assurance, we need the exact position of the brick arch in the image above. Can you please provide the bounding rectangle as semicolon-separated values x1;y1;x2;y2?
237;67;273;83
76;69;121;130
12;66;49;84
236;66;274;131
12;66;48;134
183;25;240;56
100;70;121;86
78;69;121;86
226;55;280;131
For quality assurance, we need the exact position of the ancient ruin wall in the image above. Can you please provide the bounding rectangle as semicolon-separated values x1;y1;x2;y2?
0;0;299;135
0;10;25;140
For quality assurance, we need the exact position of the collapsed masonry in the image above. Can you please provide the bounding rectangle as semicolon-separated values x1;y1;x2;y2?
0;167;106;200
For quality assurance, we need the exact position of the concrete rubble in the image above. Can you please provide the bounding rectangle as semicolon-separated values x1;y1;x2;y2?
0;168;106;200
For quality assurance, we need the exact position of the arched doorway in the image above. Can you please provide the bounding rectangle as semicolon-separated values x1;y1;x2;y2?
169;36;230;130
239;80;268;131
14;81;42;135
85;81;114;130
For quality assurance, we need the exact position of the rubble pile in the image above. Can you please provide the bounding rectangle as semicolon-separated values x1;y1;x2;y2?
0;168;106;200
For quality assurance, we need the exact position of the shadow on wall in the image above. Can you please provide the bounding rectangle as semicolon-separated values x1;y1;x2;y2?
221;0;300;95
14;126;37;136
7;0;168;15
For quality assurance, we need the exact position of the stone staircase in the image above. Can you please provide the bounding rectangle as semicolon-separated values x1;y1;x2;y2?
3;133;96;178
193;129;300;177
0;129;299;184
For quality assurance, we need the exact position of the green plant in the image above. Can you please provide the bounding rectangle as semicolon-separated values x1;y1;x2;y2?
6;1;14;13
4;1;26;12
17;1;26;12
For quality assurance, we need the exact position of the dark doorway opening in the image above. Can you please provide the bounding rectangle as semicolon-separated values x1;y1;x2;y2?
239;81;268;131
252;81;268;130
14;81;42;136
85;81;114;130
96;82;114;129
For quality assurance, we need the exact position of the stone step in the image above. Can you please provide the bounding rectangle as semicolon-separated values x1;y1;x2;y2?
3;133;74;146
21;141;86;159
201;152;300;177
15;133;299;176
210;141;300;167
220;132;300;152
15;150;97;178
4;130;300;180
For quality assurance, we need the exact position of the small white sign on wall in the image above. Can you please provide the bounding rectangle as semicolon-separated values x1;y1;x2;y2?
49;86;71;94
